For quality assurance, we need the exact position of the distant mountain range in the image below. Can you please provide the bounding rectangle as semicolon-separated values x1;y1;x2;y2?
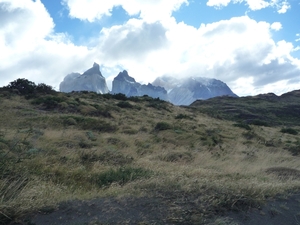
60;63;237;105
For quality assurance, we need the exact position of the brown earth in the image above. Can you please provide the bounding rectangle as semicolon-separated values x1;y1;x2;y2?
10;192;300;225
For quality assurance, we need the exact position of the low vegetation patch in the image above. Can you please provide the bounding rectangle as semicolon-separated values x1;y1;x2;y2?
79;150;133;166
284;141;300;156
280;127;298;135
116;101;133;109
247;119;269;126
31;95;66;109
61;116;117;132
160;151;194;163
155;122;172;131
91;167;152;187
265;167;300;180
200;129;223;146
175;113;193;120
233;123;251;130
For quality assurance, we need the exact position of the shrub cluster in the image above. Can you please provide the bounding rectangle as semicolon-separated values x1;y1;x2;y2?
117;101;133;108
91;167;152;187
3;78;55;96
280;128;298;135
155;122;172;131
61;116;117;132
175;114;192;120
233;123;251;130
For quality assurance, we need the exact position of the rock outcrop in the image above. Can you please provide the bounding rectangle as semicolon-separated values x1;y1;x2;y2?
112;70;168;100
59;63;109;94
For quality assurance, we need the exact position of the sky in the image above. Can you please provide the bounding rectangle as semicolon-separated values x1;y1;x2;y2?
0;0;300;96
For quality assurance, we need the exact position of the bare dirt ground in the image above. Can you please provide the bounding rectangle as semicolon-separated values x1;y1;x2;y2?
10;192;300;225
224;193;300;225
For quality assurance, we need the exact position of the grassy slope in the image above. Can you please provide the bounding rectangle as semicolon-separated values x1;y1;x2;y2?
0;90;300;224
190;90;300;127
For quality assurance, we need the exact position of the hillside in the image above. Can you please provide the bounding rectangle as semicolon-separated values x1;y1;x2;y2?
0;80;300;224
190;90;300;127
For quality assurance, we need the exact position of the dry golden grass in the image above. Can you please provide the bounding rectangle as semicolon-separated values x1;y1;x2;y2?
1;91;300;223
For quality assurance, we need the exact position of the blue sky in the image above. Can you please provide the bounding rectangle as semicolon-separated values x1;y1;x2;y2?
0;0;300;96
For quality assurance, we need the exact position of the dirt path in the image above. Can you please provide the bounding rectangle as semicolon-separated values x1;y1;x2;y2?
224;193;300;225
11;193;300;225
17;197;170;225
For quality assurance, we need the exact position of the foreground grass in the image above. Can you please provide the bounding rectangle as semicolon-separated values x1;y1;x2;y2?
0;89;300;224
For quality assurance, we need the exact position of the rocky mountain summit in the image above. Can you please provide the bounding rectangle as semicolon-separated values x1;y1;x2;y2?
153;76;238;105
59;63;109;94
111;70;168;100
60;63;237;105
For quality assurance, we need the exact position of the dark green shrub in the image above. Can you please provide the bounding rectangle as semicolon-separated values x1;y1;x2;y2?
280;128;298;135
155;122;172;131
147;101;170;111
4;79;55;96
35;83;55;94
64;117;77;125
128;96;142;102
91;167;152;187
242;130;259;140
99;151;133;165
4;78;36;95
200;130;223;147
86;131;97;141
61;116;117;132
102;93;112;99
233;123;251;130
112;93;128;101
107;137;121;145
32;96;65;109
79;151;98;164
117;101;133;108
248;119;269;126
78;140;93;149
175;114;192;120
90;105;113;118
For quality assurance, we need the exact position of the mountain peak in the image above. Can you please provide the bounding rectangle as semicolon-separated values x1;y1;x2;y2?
93;62;99;68
115;70;136;83
112;71;168;100
59;63;109;94
82;62;102;77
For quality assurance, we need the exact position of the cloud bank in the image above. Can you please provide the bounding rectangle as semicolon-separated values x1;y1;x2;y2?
206;0;291;13
0;0;299;96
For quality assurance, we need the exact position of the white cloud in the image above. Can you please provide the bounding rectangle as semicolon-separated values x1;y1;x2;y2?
270;22;282;31
246;0;270;10
0;0;92;88
0;0;299;98
206;0;232;8
93;15;300;96
62;0;188;22
97;19;169;61
206;0;290;13
296;33;300;42
276;0;290;13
